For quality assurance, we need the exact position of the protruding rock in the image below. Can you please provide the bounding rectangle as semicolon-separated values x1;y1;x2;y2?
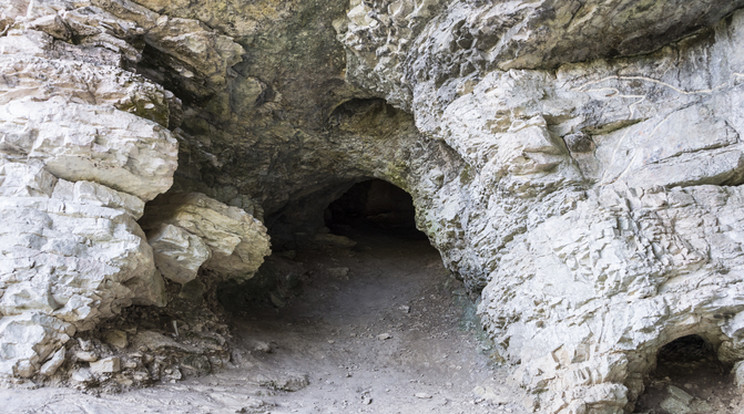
141;192;271;282
39;347;66;377
0;313;75;378
147;223;212;284
90;357;121;375
103;330;129;350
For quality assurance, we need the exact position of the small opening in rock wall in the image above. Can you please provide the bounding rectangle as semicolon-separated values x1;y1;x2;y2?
323;179;426;240
634;334;738;413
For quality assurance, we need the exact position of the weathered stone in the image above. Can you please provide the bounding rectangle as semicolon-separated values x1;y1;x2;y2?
39;347;66;377
70;367;95;385
141;193;271;282
660;385;693;414
1;1;744;412
0;313;75;378
0;99;178;201
103;330;129;350
90;356;121;374
74;351;98;363
0;0;179;381
147;224;211;284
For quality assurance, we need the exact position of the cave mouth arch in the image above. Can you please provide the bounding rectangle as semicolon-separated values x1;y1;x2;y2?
633;334;736;413
323;178;427;240
213;178;495;407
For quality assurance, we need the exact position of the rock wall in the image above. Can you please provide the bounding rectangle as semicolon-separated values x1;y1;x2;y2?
337;2;744;412
0;0;268;381
1;0;744;413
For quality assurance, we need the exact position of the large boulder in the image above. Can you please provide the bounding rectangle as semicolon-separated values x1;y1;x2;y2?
141;192;272;284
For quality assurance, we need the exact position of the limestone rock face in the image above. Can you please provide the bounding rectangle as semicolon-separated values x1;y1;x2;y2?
146;224;212;285
1;0;744;412
0;0;191;379
334;3;744;413
141;192;271;284
339;0;744;110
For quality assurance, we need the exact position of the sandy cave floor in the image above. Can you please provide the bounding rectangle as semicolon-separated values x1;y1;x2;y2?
2;230;742;414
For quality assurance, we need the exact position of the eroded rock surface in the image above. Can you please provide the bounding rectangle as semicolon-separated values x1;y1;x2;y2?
1;0;744;413
140;192;271;284
0;0;190;380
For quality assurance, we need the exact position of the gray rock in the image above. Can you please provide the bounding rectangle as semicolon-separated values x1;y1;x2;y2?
660;385;693;414
39;347;66;377
90;357;121;375
256;372;310;392
140;192;271;283
1;2;744;413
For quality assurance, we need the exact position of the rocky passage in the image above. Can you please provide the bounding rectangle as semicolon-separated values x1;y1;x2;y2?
2;0;744;413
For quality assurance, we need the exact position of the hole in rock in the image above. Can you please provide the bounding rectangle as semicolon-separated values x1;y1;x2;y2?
324;179;427;239
634;334;739;413
215;180;501;410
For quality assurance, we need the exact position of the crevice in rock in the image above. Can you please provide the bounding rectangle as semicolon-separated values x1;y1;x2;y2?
135;43;202;106
634;334;738;413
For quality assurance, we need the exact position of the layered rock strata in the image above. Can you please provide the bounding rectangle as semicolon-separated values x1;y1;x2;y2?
339;2;744;412
0;0;268;380
1;0;744;413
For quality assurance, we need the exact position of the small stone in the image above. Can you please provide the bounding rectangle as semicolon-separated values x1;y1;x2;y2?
660;385;693;414
40;347;66;377
104;330;129;349
399;305;410;313
71;368;94;384
90;356;121;374
270;292;286;308
75;351;98;362
252;340;274;353
256;372;310;392
132;370;150;382
415;392;433;399
115;376;134;386
377;333;392;340
733;361;744;388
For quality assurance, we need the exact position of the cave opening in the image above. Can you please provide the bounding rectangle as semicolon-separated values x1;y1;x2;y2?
323;178;427;240
634;334;737;413
212;179;495;407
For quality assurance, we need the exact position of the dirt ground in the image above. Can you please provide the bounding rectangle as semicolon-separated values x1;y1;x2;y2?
2;229;741;413
0;231;528;414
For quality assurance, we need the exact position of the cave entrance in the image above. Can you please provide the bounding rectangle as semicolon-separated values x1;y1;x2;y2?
216;179;498;410
634;334;738;413
323;179;426;240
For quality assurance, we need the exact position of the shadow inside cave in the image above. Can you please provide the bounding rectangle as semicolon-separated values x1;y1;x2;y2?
211;179;512;412
633;334;739;413
324;179;428;240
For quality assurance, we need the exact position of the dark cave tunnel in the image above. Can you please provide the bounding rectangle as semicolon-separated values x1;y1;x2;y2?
634;334;736;413
219;178;430;311
323;179;427;240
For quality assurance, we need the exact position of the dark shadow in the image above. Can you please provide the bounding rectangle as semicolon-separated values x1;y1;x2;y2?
324;179;427;240
634;334;736;413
